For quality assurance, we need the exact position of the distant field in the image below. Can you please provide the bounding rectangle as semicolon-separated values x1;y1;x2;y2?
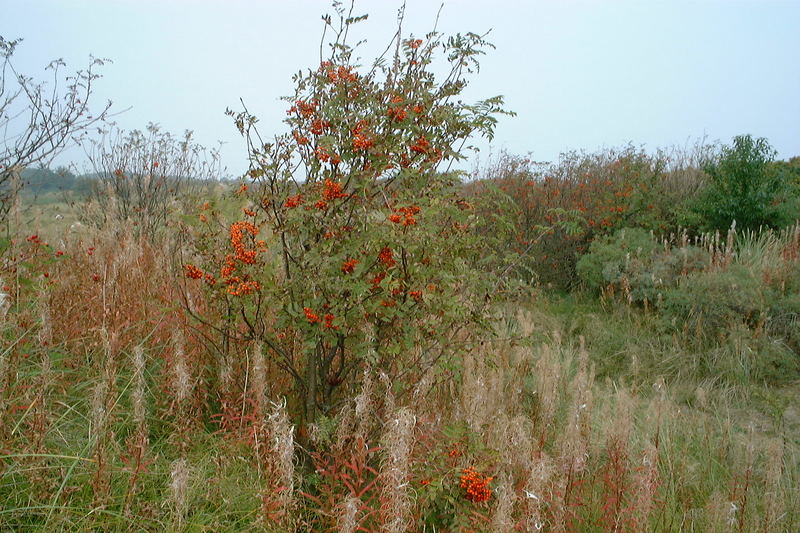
13;195;84;243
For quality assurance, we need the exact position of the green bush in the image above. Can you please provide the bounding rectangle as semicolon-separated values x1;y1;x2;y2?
576;227;709;304
655;265;800;383
576;227;660;290
769;156;800;191
660;266;766;335
691;135;799;232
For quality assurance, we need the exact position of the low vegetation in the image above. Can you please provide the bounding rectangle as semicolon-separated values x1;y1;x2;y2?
1;4;798;532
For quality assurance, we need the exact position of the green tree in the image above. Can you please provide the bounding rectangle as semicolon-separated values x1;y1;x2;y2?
693;134;798;232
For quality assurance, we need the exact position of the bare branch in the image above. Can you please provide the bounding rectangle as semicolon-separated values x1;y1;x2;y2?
0;36;113;225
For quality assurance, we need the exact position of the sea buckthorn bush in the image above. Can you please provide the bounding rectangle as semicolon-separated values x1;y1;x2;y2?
183;11;511;436
576;227;710;303
577;224;800;382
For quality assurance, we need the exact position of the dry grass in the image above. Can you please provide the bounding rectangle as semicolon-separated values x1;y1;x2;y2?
0;214;797;532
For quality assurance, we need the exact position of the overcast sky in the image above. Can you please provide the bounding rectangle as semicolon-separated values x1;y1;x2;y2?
2;0;799;176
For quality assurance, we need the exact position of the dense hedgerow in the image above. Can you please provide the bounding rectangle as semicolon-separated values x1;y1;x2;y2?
473;137;799;290
468;145;703;288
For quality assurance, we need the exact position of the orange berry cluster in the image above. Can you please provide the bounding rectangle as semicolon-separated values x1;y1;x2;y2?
315;146;341;165
309;118;329;136
341;258;358;274
230;221;259;264
304;307;319;323
460;467;493;503
288;99;317;118
322;179;348;201
370;271;386;290
284;194;304;208
351;120;374;152
184;264;203;279
183;264;218;287
353;133;375;152
389;206;420;226
387;106;407;122
304;307;337;329
378;247;396;268
226;279;260;296
410;135;430;154
386;95;411;122
292;130;310;146
386;283;422;303
319;62;358;84
217;221;263;296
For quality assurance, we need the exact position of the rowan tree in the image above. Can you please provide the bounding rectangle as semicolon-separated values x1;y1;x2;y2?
183;6;512;436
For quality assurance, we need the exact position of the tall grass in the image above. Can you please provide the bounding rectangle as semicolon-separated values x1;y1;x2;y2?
0;208;797;531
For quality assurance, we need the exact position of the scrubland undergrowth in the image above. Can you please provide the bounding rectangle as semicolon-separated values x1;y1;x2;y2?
0;227;797;531
1;3;799;531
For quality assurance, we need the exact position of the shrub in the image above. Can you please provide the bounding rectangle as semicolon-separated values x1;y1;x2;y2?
660;265;767;338
575;228;661;291
0;36;111;226
691;134;799;232
769;156;800;190
576;227;709;304
470;146;677;288
183;11;511;438
84;123;223;239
